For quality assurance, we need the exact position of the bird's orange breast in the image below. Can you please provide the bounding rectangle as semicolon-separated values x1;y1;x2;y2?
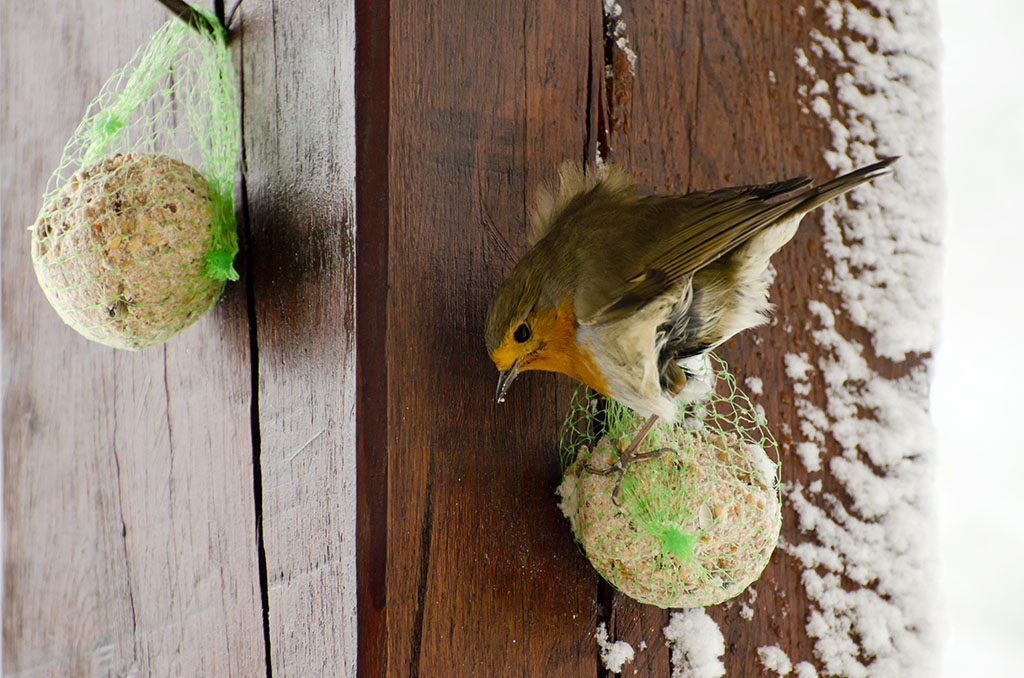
524;299;610;397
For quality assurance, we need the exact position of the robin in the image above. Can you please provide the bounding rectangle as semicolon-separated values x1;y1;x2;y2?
485;157;896;482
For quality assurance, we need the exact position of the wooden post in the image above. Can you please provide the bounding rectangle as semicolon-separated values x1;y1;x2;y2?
360;0;938;675
238;0;358;675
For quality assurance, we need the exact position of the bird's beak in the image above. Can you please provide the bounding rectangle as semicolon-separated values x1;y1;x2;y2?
495;359;522;403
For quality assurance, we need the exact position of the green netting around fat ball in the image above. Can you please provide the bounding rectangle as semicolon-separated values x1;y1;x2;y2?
556;354;782;608
30;11;240;350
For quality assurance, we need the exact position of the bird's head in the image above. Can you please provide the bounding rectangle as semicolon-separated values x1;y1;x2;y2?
484;266;606;402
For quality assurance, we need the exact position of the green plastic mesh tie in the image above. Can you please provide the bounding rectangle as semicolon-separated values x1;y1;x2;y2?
620;468;697;563
556;353;783;608
36;10;239;282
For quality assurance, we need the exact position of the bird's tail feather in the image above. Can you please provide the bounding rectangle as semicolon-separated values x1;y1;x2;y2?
788;156;898;216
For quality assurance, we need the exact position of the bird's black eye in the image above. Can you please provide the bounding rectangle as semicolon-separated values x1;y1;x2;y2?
513;323;531;343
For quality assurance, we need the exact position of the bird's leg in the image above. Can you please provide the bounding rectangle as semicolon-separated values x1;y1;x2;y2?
586;413;673;504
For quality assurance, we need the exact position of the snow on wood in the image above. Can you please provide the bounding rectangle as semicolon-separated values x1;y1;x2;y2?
663;609;726;678
778;0;943;675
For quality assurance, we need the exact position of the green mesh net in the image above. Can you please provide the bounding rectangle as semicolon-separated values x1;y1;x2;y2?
556;353;782;608
29;11;239;350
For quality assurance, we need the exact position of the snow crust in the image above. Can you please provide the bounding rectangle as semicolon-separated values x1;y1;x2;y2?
595;622;635;673
794;661;820;678
796;2;943;361
745;376;764;395
663;610;725;678
779;1;943;676
758;644;794;675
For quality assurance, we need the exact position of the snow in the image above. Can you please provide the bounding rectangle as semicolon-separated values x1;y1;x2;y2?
603;0;638;73
748;442;780;487
602;0;951;672
739;586;758;619
745;376;764;395
798;10;943;362
794;442;822;473
793;661;819;678
786;362;828;473
595;622;635;673
663;610;725;678
753;402;767;425
784;353;813;382
758;645;794;675
771;0;943;675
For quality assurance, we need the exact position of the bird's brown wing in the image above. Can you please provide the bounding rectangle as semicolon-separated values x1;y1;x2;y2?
581;176;812;324
573;157;897;325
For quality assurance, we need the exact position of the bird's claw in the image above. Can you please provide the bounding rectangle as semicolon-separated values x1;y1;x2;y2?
584;461;627;505
584;462;622;477
584;445;674;506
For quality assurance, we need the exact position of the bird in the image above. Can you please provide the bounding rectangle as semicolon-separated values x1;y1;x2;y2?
484;157;896;484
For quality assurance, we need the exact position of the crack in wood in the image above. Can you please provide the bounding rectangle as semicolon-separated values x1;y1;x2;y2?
163;346;175;464
597;3;613;162
583;21;594;168
237;28;274;678
355;0;392;673
686;21;704;190
110;367;140;666
408;472;435;678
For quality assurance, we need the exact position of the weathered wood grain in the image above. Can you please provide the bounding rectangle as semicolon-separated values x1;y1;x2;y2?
238;1;358;675
2;2;265;676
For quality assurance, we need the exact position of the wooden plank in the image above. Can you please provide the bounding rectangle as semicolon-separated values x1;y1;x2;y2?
382;1;601;675
600;1;932;675
599;1;807;672
374;1;936;675
2;2;266;676
237;1;359;675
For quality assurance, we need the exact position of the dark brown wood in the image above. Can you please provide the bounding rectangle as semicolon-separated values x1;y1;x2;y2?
355;0;391;674
371;1;936;676
2;2;265;676
383;1;600;675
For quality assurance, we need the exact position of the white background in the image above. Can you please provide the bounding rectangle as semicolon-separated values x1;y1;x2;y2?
934;1;1024;675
